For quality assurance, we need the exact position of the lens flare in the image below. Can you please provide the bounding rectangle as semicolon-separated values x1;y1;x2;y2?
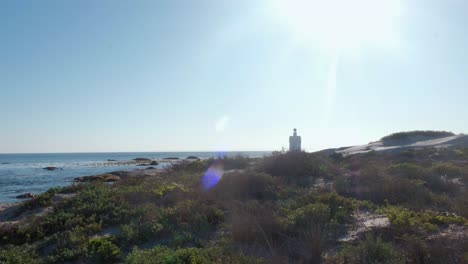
215;115;229;132
201;163;224;190
270;0;403;51
216;151;227;159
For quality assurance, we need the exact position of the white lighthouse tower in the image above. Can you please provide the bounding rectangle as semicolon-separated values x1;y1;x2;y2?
289;128;301;152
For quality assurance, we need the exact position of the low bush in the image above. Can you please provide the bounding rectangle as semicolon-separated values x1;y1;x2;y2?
401;232;468;264
229;200;286;249
381;131;454;144
21;187;60;210
0;245;42;264
287;196;351;238
387;163;426;180
384;206;466;232
430;163;463;178
336;161;461;209
125;244;263;264
45;226;90;263
260;151;334;182
119;198;223;247
41;183;130;236
87;236;121;263
212;172;278;201
170;160;210;173
218;154;251;170
339;234;404;264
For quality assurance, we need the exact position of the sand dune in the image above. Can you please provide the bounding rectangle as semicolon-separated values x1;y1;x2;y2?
335;134;468;155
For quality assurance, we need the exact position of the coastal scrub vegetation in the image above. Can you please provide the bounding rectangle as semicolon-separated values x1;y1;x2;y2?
380;130;455;144
0;148;467;263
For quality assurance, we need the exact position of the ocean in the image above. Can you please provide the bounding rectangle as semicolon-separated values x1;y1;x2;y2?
0;151;270;203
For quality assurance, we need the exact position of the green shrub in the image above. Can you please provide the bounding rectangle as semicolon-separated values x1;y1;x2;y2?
212;172;278;201
317;192;356;223
21;187;60;210
381;131;454;144
57;184;83;194
400;235;430;264
290;203;330;229
454;191;468;217
119;198;223;246
120;222;146;243
153;183;186;197
340;234;404;264
282;192;357;229
87;236;121;263
430;163;463;178
385;206;466;231
218;154;251;170
289;199;349;238
387;163;425;180
0;246;42;264
385;207;412;228
336;162;452;208
46;227;89;263
260;151;334;182
230;201;285;247
125;245;262;264
170;160;210;173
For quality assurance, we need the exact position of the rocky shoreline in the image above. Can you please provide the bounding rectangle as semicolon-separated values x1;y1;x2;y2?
7;160;171;204
0;166;168;228
0;203;18;214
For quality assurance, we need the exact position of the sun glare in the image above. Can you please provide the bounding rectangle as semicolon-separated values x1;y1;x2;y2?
271;0;404;51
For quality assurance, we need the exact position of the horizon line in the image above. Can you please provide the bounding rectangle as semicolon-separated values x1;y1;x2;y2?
0;150;276;155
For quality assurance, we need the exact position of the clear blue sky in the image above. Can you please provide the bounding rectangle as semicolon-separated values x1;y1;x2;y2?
1;0;467;153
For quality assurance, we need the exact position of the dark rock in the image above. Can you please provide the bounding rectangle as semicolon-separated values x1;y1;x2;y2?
164;157;179;160
74;174;120;182
101;174;120;182
73;176;86;182
16;193;36;199
186;156;199;160
43;166;61;171
136;164;149;166
150;161;159;165
108;171;132;178
133;158;151;161
146;167;155;170
107;159;116;162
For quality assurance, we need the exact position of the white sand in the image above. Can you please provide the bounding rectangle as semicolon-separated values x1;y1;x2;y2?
340;211;390;242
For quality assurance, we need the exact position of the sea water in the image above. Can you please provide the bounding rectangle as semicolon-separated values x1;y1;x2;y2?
0;151;270;203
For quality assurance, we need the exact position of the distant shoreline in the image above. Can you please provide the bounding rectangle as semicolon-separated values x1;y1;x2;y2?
0;150;273;155
0;151;272;203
